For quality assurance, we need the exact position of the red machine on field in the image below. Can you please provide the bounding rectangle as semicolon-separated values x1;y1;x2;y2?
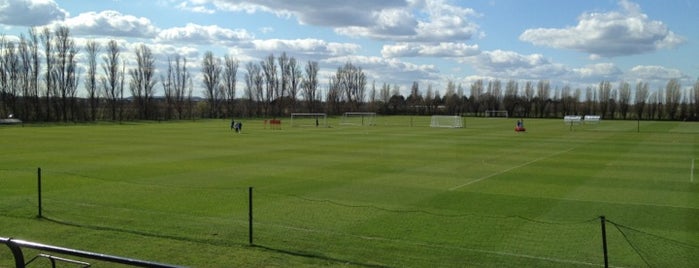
515;119;526;132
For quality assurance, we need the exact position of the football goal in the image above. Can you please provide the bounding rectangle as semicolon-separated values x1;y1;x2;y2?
430;115;463;128
485;110;509;118
290;113;327;128
340;112;376;126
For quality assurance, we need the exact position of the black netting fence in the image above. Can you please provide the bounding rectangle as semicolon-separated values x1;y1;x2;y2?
3;168;699;267
607;219;699;268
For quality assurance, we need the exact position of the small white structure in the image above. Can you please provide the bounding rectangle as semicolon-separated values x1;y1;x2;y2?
430;115;463;128
563;115;582;125
584;115;601;124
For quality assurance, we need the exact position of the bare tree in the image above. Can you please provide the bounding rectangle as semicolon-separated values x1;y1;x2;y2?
201;51;222;118
334;62;366;111
39;27;53;121
85;40;100;121
288;57;301;113
28;27;41;121
634;82;648;120
222;55;239;117
647;90;661;120
101;39;123;121
559;85;575;117
583;86;594;115
534;80;550;118
424;84;434;114
597;81;612;118
52;26;80;121
430;87;440;114
368;80;377;112
0;37;19;118
161;55;187;119
618;81;631;119
407;81;422;114
277;52;289;115
665;78;681;120
445;80;462;115
261;54;277;116
522;81;534;117
162;55;190;119
487;79;502;111
302;60;318;113
470;79;484;115
18;33;33;120
503;80;519;117
380;82;390;104
244;61;263;116
326;77;342;114
129;44;156;120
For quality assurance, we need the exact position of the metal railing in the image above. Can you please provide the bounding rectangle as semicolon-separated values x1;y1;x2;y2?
1;237;183;268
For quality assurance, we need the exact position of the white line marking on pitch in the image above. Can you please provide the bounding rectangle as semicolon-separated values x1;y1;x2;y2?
261;221;612;267
449;147;576;191
691;158;695;183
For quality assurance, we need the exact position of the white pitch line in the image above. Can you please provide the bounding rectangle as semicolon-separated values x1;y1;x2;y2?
260;221;613;267
449;147;576;191
691;158;695;183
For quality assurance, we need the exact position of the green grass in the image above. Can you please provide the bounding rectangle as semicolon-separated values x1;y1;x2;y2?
1;117;698;267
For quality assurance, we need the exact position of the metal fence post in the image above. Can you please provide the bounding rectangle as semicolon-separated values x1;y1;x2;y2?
600;215;608;268
37;167;42;219
3;238;26;268
249;187;253;245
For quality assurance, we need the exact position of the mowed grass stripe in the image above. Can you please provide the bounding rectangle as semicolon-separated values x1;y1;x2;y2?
1;118;698;267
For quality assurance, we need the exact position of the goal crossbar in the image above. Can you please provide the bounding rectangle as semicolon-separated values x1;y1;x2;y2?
430;115;463;128
290;113;327;127
485;110;509;118
340;112;376;126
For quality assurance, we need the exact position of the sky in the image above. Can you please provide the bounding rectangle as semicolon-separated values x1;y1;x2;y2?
0;0;697;98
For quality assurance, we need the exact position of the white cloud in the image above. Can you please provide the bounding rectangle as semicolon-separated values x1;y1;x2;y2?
157;23;254;45
626;65;686;81
251;38;360;58
176;1;216;14
519;0;685;58
382;42;480;58
203;0;405;27
189;0;479;43
334;0;480;42
324;55;440;86
411;0;480;41
0;0;67;26
463;50;568;80
57;10;159;38
571;63;623;81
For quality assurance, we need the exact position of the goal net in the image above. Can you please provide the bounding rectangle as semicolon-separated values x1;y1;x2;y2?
430;115;463;128
290;113;327;128
485;110;509;118
340;112;376;126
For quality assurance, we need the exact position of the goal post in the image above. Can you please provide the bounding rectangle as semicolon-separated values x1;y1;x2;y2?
340;112;376;126
485;110;509;118
290;113;327;128
430;115;463;128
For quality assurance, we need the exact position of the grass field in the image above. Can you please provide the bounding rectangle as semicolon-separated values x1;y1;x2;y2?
1;117;698;267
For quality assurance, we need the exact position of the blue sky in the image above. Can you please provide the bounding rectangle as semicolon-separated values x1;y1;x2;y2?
0;0;696;97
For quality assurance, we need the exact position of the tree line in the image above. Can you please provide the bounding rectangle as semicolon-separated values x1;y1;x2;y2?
400;78;699;121
1;26;698;122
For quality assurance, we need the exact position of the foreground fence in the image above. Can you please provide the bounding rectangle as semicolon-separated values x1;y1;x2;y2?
1;237;182;268
250;191;699;267
7;168;699;267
